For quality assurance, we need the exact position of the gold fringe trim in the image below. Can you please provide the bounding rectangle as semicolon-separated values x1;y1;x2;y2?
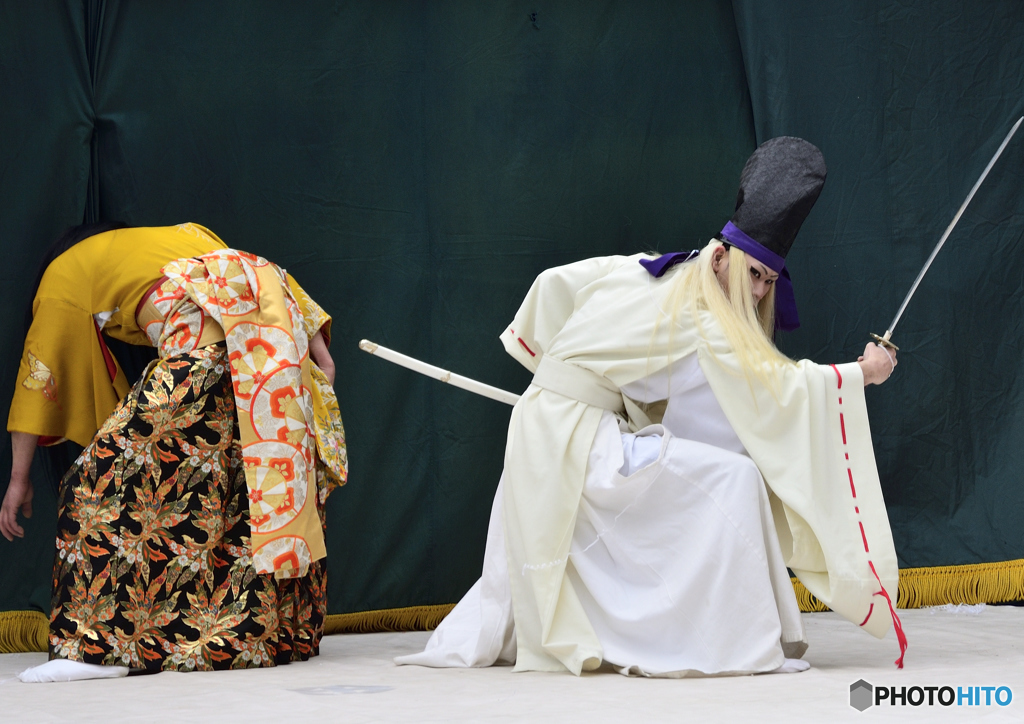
897;558;1024;608
4;560;1024;653
0;610;47;654
324;604;457;634
791;579;832;613
793;557;1024;612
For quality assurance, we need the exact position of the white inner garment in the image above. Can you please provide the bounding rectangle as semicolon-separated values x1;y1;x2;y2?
397;353;805;676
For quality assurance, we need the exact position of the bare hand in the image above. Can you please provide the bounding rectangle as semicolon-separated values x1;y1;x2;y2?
857;343;897;386
3;432;39;541
0;474;33;541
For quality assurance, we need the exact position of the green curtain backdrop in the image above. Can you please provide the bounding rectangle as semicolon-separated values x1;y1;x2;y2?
2;0;1022;627
732;1;1024;569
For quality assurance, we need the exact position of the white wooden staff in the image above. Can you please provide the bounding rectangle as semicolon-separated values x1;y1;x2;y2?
359;339;521;406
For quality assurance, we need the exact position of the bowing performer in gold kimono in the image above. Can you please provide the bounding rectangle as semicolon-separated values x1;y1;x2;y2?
399;137;905;677
1;222;347;681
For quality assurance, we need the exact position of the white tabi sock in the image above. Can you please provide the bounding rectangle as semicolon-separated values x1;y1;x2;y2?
17;659;129;683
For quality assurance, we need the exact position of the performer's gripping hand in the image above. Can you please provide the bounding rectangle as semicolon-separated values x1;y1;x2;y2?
857;342;897;386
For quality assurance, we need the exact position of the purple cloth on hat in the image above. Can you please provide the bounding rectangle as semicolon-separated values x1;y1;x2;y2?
719;222;799;331
638;223;800;331
719;221;785;271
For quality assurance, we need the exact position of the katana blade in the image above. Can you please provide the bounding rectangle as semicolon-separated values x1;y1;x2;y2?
873;115;1023;350
359;339;521;406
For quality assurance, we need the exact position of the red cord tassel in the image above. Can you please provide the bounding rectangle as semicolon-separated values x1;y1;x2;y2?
869;561;907;668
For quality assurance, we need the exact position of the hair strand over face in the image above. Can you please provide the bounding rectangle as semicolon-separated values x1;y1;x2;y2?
662;240;792;394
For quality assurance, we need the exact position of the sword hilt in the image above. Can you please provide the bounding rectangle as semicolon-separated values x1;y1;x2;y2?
869;332;900;352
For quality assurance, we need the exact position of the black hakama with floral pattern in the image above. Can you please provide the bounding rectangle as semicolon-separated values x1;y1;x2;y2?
48;344;332;672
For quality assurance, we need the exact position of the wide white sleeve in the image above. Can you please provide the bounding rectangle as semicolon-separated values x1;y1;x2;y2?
703;348;899;642
499;256;626;373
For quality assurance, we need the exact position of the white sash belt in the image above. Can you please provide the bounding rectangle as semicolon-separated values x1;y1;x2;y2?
531;355;625;413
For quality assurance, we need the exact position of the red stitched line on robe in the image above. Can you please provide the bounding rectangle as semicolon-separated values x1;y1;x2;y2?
830;364;907;668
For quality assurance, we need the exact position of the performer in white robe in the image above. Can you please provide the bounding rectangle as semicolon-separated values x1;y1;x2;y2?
398;137;904;677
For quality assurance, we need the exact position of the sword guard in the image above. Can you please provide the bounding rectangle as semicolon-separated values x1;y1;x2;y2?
869;333;900;352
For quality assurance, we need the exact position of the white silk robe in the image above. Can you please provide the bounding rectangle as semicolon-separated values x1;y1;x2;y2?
399;253;899;676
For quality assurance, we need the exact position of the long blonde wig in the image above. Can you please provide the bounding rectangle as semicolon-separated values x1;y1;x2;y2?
665;239;793;390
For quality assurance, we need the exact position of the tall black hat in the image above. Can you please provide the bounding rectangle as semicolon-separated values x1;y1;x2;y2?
718;136;826;330
639;136;827;331
725;136;827;259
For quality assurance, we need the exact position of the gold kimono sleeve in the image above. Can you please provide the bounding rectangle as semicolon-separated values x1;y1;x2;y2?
8;298;129;447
